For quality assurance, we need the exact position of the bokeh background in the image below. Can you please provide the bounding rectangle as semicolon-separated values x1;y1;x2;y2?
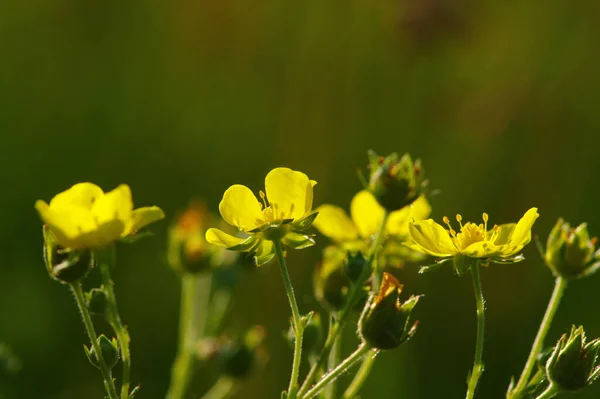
2;0;600;398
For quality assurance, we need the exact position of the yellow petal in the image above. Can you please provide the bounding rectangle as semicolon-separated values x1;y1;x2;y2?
205;228;248;248
91;185;133;225
49;183;104;211
350;191;384;238
219;185;264;231
508;208;539;247
490;223;516;245
265;167;314;221
387;196;432;237
123;206;165;236
408;219;457;257
313;205;358;242
461;241;501;258
35;200;78;247
73;220;126;249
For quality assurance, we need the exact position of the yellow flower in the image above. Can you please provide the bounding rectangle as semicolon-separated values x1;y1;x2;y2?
35;183;165;250
205;167;318;264
313;190;431;269
314;190;431;244
407;208;539;263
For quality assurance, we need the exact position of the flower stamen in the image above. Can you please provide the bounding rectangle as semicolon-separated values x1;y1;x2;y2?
443;216;457;238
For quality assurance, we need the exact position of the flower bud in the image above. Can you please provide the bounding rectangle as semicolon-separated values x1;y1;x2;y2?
546;326;600;391
219;326;267;379
168;201;229;274
84;335;120;370
43;226;92;284
85;287;108;316
367;150;427;212
345;251;368;283
545;219;600;279
359;273;420;350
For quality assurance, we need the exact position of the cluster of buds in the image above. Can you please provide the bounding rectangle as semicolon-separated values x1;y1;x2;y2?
367;150;427;212
359;273;421;350
545;326;600;392
544;218;600;279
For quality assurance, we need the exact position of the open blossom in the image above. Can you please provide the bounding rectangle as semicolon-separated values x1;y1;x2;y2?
205;167;318;265
407;208;539;261
35;183;164;250
314;190;431;247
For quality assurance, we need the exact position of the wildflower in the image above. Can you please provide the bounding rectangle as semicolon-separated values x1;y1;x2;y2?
367;150;427;211
407;208;539;274
546;326;600;391
313;190;431;268
545;218;600;279
359;272;420;350
205;168;317;265
35;183;164;250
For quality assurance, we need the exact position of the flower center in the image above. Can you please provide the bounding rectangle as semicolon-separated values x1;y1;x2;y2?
443;213;501;252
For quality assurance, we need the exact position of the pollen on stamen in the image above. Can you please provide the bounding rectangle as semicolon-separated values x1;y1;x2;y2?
482;213;489;232
259;191;269;209
456;214;463;229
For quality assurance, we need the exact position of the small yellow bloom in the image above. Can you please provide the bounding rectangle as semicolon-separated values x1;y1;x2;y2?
313;191;431;269
205;168;317;264
407;208;539;262
35;183;165;250
314;190;431;244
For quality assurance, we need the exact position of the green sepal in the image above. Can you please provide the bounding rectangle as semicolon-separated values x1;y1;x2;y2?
452;254;477;277
228;235;260;252
84;335;120;370
119;230;154;244
43;226;93;284
254;252;275;267
292;212;319;231
418;257;451;274
282;232;315;250
491;254;525;264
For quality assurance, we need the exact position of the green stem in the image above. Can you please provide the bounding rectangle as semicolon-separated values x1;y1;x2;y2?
70;282;119;399
342;348;377;399
274;240;303;398
466;262;486;399
167;273;213;399
324;336;341;399
200;377;235;399
298;211;389;396
508;277;567;398
535;383;559;399
301;344;372;399
98;252;132;399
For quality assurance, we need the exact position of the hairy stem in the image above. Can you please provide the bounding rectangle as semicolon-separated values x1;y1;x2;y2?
466;262;485;399
70;282;119;399
298;212;389;396
274;240;303;398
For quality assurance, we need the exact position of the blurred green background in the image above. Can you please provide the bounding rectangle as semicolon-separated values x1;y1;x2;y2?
2;0;600;398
